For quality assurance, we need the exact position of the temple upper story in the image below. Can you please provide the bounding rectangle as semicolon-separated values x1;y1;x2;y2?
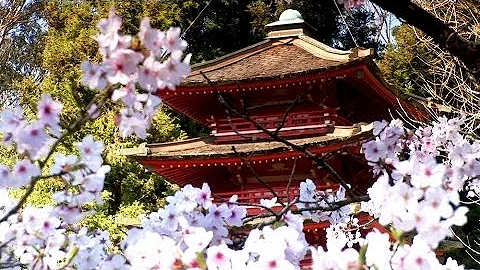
122;9;425;198
156;10;424;144
122;9;407;250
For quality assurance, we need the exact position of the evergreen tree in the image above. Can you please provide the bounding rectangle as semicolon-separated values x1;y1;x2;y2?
0;0;46;108
379;24;432;95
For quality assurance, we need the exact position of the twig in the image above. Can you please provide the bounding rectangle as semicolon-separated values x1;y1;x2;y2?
292;195;369;214
286;156;297;205
273;90;304;136
231;146;285;208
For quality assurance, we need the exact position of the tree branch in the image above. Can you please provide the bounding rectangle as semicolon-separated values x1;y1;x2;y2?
231;146;286;208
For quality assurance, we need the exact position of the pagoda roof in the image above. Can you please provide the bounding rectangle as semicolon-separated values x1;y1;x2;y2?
180;35;373;86
159;33;427;125
121;123;373;161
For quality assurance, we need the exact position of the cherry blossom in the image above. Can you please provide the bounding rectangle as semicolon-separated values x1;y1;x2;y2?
37;94;63;133
164;27;187;54
139;18;165;56
310;245;359;270
80;62;107;90
104;49;143;85
259;197;277;208
96;9;123;56
197;182;213;209
76;135;104;171
12;159;40;187
80;9;190;138
0;10;476;270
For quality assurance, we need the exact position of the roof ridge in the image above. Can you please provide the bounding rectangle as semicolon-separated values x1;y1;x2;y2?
299;35;352;56
190;39;272;70
190;43;279;75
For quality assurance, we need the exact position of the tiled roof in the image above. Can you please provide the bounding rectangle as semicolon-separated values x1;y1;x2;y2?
182;36;372;85
121;123;373;160
185;44;339;84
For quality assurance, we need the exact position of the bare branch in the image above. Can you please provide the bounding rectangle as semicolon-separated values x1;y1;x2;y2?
286;156;297;205
231;146;286;208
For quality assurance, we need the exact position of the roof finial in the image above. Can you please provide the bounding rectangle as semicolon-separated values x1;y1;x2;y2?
266;9;314;39
267;9;304;27
278;9;303;22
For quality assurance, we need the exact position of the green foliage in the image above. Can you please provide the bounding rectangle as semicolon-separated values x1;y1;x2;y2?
379;24;433;95
247;1;275;38
0;0;46;108
81;196;147;245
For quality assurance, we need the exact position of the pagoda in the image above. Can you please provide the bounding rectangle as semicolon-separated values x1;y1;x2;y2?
123;10;424;246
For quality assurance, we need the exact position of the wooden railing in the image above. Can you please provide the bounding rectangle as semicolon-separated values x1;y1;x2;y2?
208;110;338;143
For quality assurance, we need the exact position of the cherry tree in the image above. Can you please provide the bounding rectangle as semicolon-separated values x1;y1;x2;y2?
0;5;476;270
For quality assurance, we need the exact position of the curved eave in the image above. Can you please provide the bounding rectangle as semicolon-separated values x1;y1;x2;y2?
174;57;367;88
130;130;372;166
160;60;368;126
361;60;428;121
159;58;427;126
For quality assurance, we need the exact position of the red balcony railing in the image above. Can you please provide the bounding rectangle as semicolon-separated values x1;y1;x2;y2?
208;110;339;143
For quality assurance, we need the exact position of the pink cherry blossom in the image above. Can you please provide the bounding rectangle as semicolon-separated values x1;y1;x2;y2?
139;18;165;56
164;27;187;54
12;159;40;187
80;61;108;90
104;49;143;85
363;139;387;162
206;244;232;270
76;135;104;171
96;9;123;55
224;205;246;227
196;182;213;209
37;94;63;128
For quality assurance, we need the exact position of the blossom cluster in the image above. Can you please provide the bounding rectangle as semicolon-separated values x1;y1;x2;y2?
316;222;464;270
51;135;110;223
297;179;351;223
0;9;475;270
0;188;113;269
0;130;112;269
0;95;62;189
359;230;463;270
81;9;190;138
121;183;309;269
361;118;471;249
